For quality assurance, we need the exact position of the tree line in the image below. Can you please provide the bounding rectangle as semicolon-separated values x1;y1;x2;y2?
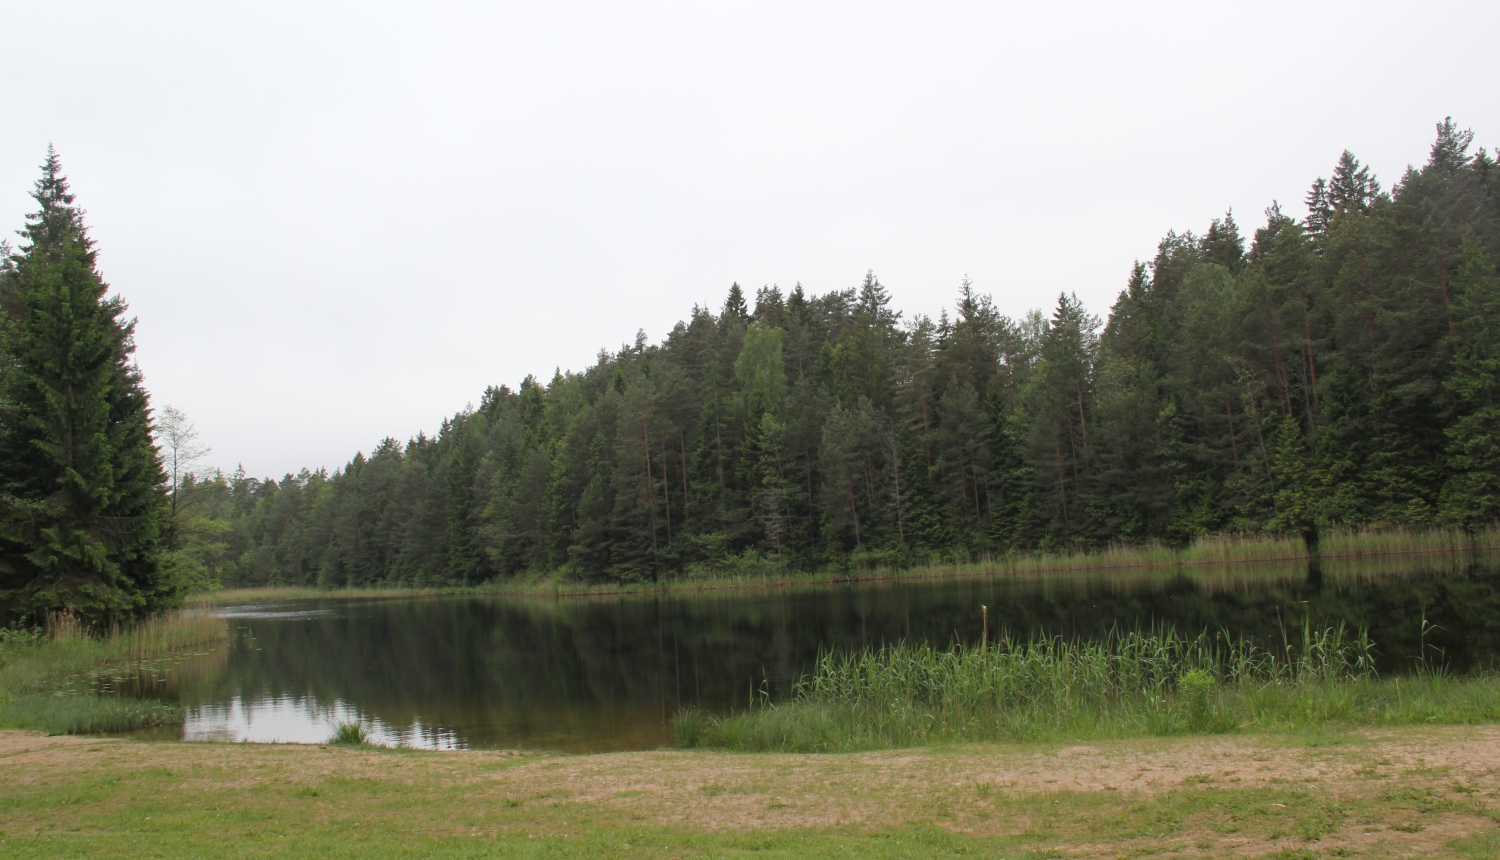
3;120;1497;618
171;119;1499;589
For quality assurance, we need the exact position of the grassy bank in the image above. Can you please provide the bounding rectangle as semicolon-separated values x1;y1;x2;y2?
190;523;1500;606
5;726;1500;858
678;627;1500;753
0;611;228;735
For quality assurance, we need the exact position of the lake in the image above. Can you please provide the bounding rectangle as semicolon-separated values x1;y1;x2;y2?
129;560;1500;752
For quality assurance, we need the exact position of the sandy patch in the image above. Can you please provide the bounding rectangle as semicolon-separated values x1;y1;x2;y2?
0;731;120;757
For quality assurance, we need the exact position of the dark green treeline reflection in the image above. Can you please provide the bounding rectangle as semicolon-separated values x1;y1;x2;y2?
168;562;1500;752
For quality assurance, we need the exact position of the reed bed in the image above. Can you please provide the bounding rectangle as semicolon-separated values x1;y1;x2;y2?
1318;524;1500;558
679;625;1500;752
194;523;1499;604
963;524;1500;579
0;610;229;735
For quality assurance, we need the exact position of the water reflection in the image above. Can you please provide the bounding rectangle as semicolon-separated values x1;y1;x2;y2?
183;696;461;749
139;560;1500;752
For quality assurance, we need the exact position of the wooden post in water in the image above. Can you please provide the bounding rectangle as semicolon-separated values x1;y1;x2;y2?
981;605;989;652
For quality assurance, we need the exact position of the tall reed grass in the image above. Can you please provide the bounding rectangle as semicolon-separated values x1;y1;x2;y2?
0;610;229;735
196;522;1500;602
679;625;1500;752
907;523;1500;582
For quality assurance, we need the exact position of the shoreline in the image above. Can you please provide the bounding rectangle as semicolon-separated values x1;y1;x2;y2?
189;523;1500;606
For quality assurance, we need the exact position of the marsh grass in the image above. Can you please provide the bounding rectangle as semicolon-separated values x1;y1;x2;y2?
328;721;372;746
900;524;1500;582
680;625;1500;752
195;523;1500;604
0;610;229;735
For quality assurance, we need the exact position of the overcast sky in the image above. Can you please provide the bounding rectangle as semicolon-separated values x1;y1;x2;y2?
2;1;1496;479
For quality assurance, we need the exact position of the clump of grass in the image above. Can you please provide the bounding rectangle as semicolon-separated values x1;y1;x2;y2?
682;625;1500;753
672;708;707;748
0;610;229;736
328;721;371;746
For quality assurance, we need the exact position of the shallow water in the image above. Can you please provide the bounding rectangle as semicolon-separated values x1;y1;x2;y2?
129;561;1500;752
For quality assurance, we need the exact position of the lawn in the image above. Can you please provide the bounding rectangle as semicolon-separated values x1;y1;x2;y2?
4;727;1500;858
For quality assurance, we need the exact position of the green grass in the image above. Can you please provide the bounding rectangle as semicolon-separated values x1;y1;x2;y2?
0;611;228;735
191;522;1500;605
3;729;1498;858
327;721;371;746
679;626;1500;753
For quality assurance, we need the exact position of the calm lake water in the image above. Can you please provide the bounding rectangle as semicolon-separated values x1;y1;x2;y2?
135;560;1500;752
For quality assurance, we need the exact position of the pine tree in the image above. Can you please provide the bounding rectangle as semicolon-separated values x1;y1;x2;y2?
1327;151;1380;215
1267;415;1322;548
0;149;170;624
1201;210;1245;273
1305;177;1332;243
721;282;749;322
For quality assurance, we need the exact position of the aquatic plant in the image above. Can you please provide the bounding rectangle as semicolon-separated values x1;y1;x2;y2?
0;611;229;735
678;624;1500;753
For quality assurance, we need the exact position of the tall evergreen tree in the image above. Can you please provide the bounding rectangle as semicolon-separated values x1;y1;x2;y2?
0;149;170;624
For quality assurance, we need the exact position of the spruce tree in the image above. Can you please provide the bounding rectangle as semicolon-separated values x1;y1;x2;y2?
1439;248;1500;526
0;149;171;624
1327;150;1380;215
721;282;749;322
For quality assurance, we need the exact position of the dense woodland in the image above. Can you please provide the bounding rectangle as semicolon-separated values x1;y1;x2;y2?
163;120;1500;589
3;121;1499;617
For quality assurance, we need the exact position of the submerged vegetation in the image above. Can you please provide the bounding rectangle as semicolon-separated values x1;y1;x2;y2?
0;611;227;735
679;625;1500;752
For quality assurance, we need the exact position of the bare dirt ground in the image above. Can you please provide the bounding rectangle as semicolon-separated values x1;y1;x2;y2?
5;727;1500;857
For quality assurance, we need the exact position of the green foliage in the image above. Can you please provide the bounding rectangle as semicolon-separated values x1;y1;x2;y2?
0;149;170;625
122;119;1500;590
1178;667;1217;731
1441;247;1500;527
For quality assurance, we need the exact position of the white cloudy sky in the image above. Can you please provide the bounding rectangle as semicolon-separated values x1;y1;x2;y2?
2;1;1495;478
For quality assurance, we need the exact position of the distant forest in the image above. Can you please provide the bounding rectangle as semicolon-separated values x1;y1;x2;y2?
179;119;1500;588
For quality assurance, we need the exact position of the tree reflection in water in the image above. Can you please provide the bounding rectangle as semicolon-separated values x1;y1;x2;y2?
136;560;1500;752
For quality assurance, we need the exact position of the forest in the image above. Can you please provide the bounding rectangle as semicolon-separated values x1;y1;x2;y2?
158;119;1497;589
3;120;1498;615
